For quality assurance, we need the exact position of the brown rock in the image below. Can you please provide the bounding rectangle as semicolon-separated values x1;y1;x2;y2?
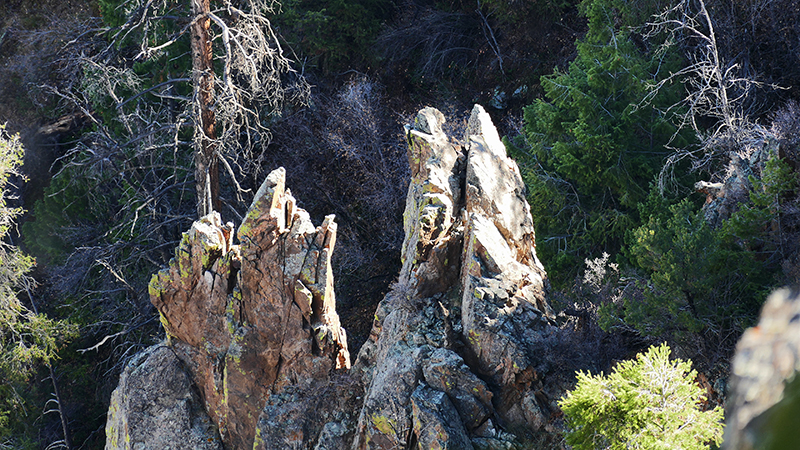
147;167;350;450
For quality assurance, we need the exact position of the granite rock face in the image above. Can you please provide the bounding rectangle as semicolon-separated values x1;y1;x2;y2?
724;287;800;450
106;105;560;449
104;344;223;450
352;105;558;449
146;168;351;450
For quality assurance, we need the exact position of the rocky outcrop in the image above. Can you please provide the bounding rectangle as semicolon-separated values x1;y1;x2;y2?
145;168;351;450
106;104;561;449
695;140;773;227
105;344;223;450
724;287;800;450
351;105;558;448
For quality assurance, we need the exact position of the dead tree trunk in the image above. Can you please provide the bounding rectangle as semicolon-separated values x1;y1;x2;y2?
191;0;220;217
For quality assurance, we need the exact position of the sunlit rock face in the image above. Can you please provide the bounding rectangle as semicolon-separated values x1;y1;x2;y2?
146;168;351;450
352;105;558;449
106;104;564;449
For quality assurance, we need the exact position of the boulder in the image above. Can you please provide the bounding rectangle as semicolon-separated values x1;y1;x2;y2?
104;344;222;450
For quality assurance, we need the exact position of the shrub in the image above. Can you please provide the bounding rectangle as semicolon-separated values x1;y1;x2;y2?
559;343;723;450
599;199;764;351
514;0;691;285
723;151;799;256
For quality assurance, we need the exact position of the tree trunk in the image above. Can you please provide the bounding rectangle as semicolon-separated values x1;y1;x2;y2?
191;0;220;217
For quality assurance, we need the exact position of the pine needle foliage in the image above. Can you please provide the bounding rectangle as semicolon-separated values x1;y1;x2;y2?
515;0;691;285
0;126;77;443
0;126;76;381
606;199;764;343
559;343;723;450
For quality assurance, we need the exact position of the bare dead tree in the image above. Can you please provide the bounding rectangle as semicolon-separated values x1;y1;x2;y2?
190;0;220;215
640;0;781;190
24;0;311;366
109;0;310;217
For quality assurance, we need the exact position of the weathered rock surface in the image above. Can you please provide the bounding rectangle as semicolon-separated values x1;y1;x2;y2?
107;104;561;449
144;167;351;450
695;141;772;227
105;344;223;450
724;287;800;450
352;105;558;448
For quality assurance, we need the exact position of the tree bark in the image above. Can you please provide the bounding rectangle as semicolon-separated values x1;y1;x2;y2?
191;0;220;217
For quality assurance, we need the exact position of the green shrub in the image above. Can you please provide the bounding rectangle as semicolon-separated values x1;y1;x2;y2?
600;199;764;344
723;151;799;253
515;0;691;285
560;343;723;450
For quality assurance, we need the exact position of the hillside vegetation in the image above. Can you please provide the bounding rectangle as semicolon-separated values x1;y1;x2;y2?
1;0;799;447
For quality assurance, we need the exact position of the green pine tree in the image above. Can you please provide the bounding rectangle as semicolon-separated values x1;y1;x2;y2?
560;343;723;450
603;199;763;343
0;126;77;444
512;0;690;284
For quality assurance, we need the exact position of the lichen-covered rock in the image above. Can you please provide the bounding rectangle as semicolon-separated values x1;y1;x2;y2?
104;344;222;450
144;168;350;450
314;421;351;450
353;105;557;448
411;384;474;450
252;373;362;450
422;348;493;432
724;287;800;450
108;105;561;450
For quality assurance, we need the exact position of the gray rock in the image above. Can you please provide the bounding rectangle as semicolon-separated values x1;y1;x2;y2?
109;105;562;450
105;344;222;450
411;385;474;449
411;107;447;138
422;348;493;431
471;437;519;450
315;421;350;450
353;105;557;448
724;287;800;450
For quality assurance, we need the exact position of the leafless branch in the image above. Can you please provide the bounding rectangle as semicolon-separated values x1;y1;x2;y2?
476;0;504;75
638;0;784;191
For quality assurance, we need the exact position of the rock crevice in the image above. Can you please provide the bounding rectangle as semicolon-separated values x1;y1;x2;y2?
352;105;557;449
106;104;562;449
